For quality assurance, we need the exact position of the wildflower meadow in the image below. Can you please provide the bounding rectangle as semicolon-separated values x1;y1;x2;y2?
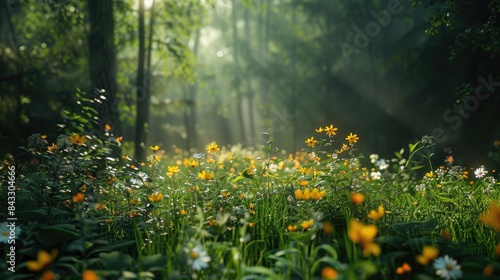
2;101;500;280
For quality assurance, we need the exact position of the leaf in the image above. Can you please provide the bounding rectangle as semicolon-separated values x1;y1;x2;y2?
137;254;168;272
86;240;136;257
97;251;133;271
409;143;417;153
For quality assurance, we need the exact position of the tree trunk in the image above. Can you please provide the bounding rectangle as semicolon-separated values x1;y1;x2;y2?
134;0;148;161
87;0;120;137
231;0;246;144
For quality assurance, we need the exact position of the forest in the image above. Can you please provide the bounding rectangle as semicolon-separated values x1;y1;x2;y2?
1;0;500;279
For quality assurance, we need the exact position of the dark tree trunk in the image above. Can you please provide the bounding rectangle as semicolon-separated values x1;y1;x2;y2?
87;0;120;136
134;0;148;161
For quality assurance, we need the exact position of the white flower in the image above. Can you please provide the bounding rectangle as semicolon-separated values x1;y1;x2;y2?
379;161;389;170
415;184;426;192
186;244;211;271
433;255;462;280
268;163;278;173
474;166;488;178
0;222;21;244
370;171;381;180
369;154;379;164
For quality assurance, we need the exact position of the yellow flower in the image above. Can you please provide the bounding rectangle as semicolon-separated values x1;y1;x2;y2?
315;127;324;133
300;219;314;229
184;159;198;168
298;166;311;174
105;124;111;131
27;249;59;272
324;125;338;136
321;267;338;279
348;219;377;245
305;137;318;147
221;191;231;197
148;145;160;151
70;134;87;146
425;171;434;178
416;246;439;265
287;225;298;232
198;170;214;180
480;201;500;231
167;166;179;174
72;193;84;203
148;193;163;202
310;188;326;200
362;242;381;257
345;133;359;144
297;180;309;187
206;142;220;153
180;209;187;215
249;203;255;214
367;206;385;220
295;188;311;200
350;192;364;205
129;211;139;217
96;204;106;211
83;269;99;280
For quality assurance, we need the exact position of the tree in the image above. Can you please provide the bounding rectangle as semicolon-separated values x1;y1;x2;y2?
87;0;120;138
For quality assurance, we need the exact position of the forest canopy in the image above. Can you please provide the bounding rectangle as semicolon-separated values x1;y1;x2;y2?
1;0;499;167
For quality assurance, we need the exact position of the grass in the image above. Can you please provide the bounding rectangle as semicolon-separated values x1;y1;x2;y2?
2;125;500;280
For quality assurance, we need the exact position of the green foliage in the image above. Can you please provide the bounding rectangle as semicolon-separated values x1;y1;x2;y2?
3;114;500;279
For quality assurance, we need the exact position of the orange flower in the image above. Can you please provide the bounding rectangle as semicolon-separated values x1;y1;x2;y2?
483;264;494;277
480;201;500;231
72;193;84;203
105;124;111;131
321;267;338;279
70;134;87;146
416;246;439;265
350;192;364;204
83;269;99;280
180;209;187;215
47;143;57;153
396;263;411;275
39;271;56;280
323;222;333;235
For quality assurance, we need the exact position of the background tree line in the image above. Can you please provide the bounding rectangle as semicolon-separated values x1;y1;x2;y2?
0;0;499;167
